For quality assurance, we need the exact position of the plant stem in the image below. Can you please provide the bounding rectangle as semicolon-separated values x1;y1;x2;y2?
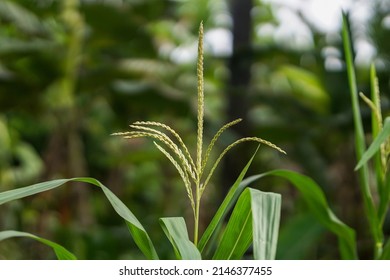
194;185;201;246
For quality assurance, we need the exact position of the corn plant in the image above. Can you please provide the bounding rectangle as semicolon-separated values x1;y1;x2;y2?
342;12;390;259
0;23;285;260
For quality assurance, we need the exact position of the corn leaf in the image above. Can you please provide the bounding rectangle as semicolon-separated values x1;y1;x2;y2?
159;217;201;260
0;230;76;260
0;177;159;260
212;188;253;260
355;117;390;171
342;12;381;253
212;188;281;260
250;188;281;260
276;213;324;259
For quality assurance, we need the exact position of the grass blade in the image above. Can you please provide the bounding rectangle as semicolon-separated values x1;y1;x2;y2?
212;188;253;260
0;230;77;260
0;179;71;204
250;188;281;260
0;177;159;260
159;217;201;260
342;12;381;257
355;117;390;171
212;188;281;260
342;12;367;162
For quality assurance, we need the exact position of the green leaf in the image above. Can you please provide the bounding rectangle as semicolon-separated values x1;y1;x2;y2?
159;217;201;260
355;117;390;170
342;12;381;254
212;188;253;260
212;188;281;260
276;213;324;259
198;146;259;254
0;177;159;260
0;230;76;260
250;188;281;260
242;169;358;259
279;65;330;114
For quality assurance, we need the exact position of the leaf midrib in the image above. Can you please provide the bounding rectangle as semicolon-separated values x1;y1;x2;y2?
227;210;252;260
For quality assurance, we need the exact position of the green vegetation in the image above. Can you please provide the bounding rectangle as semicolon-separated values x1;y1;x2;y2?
0;0;389;260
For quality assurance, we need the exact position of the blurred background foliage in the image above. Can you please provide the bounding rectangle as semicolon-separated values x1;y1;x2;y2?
0;0;389;259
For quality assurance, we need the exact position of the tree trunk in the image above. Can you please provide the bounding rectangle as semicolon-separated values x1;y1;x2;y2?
222;0;253;192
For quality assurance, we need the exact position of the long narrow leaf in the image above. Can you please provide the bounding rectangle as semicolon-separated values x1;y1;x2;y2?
0;178;159;260
212;188;281;260
250;188;281;260
159;217;201;260
342;12;381;253
198;146;259;253
355;117;390;170
342;12;367;163
0;179;70;203
0;230;76;260
212;188;253;260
